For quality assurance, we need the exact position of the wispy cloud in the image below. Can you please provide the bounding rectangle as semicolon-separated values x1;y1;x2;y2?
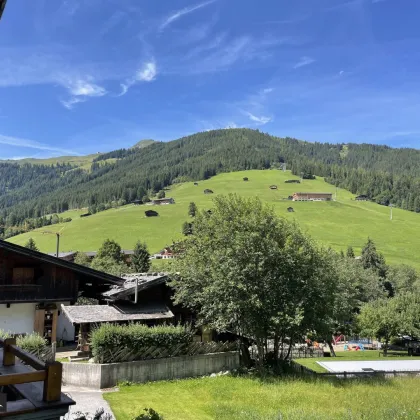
0;134;78;155
119;60;157;96
294;56;315;69
244;111;272;125
159;0;217;31
60;78;107;109
262;87;274;94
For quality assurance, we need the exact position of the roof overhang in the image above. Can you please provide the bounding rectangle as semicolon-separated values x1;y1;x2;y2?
61;303;174;324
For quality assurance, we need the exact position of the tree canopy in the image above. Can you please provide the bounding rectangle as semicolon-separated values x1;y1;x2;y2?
132;241;151;273
24;238;39;252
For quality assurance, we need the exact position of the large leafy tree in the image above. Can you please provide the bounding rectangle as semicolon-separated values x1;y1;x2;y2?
91;239;130;276
74;252;91;267
171;194;338;368
96;239;123;262
131;241;151;273
25;238;39;252
387;265;420;295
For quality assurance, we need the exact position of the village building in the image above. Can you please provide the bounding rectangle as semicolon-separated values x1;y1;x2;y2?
292;192;333;201
355;195;369;201
153;247;175;260
48;249;135;264
147;198;175;205
0;241;123;343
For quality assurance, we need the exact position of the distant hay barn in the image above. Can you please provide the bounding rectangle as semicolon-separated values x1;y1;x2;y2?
194;182;198;186
204;189;214;194
285;180;301;184
270;185;277;190
243;177;249;181
287;207;294;212
80;213;92;218
356;195;369;201
145;210;159;217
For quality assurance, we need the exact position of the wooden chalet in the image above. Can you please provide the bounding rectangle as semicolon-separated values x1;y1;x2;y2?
0;240;123;344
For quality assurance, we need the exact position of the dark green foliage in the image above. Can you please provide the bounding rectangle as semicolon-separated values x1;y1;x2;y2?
91;324;193;363
96;239;123;262
188;202;197;217
182;221;193;236
74;252;91;267
132;408;164;420
361;238;388;279
157;190;165;199
25;238;39;252
346;246;355;259
132;241;151;272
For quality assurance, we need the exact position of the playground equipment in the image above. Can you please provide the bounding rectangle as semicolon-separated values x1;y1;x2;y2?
344;343;365;351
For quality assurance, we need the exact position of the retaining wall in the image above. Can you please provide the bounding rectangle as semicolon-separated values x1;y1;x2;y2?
63;351;239;389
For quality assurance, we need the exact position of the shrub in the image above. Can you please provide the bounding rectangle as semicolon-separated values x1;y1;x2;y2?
17;333;48;358
91;324;193;363
133;408;164;420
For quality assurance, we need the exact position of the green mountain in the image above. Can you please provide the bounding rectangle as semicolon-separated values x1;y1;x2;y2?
131;139;157;149
1;128;420;243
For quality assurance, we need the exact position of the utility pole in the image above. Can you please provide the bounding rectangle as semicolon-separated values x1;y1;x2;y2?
56;232;60;258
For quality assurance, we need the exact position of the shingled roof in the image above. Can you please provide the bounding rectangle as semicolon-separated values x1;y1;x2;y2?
61;302;174;324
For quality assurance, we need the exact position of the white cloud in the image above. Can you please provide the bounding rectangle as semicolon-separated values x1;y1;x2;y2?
60;78;107;109
119;60;157;96
0;134;77;155
160;0;217;31
245;112;272;125
294;56;315;69
262;87;274;94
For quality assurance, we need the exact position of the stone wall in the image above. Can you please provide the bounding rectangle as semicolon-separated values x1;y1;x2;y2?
63;351;239;389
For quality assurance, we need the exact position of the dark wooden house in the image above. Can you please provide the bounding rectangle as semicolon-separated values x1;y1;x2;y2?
204;189;214;194
145;210;159;217
0;241;123;343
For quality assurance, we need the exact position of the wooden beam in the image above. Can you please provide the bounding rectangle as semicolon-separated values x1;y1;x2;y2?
3;338;16;367
43;362;62;403
0;370;46;386
8;345;46;370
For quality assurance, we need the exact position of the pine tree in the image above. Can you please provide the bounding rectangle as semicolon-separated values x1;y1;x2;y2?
346;246;355;259
361;238;387;278
182;221;193;236
188;202;197;217
131;241;151;273
25;238;39;252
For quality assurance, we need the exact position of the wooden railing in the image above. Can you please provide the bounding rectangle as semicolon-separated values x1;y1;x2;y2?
0;338;62;402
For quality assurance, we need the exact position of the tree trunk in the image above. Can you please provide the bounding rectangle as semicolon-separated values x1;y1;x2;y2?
239;336;252;368
327;340;336;357
384;339;389;357
256;341;265;373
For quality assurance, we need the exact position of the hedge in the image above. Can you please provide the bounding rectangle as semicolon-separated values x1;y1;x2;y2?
91;324;193;363
0;331;48;359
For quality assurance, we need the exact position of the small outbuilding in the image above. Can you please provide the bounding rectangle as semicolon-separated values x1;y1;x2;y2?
204;189;214;194
194;182;199;186
145;210;159;217
287;207;294;212
355;195;369;201
285;180;301;184
270;185;278;190
243;177;249;181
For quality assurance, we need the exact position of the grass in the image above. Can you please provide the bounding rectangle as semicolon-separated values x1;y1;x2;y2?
295;350;415;373
104;375;420;419
8;169;420;267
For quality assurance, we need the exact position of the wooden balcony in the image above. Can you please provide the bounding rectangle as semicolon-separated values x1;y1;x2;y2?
0;338;74;418
0;284;76;304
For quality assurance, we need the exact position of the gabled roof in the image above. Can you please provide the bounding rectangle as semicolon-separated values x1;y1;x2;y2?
0;240;123;286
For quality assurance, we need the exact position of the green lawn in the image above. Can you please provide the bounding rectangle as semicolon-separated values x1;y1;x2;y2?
9;169;420;266
295;350;414;373
104;375;420;419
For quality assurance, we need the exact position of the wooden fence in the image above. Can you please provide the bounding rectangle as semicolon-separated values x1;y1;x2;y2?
0;337;63;402
96;341;238;364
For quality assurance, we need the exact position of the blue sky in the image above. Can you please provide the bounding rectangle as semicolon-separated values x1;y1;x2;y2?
1;0;420;159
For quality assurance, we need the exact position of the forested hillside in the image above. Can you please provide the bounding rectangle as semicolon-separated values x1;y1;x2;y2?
1;128;420;239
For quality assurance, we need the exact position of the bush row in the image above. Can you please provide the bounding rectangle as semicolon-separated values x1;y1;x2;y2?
91;324;193;363
0;330;48;358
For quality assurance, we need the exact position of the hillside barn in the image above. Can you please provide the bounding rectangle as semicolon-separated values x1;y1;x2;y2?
285;180;301;184
145;210;159;217
356;195;369;201
292;192;333;202
270;185;277;190
287;207;294;212
243;177;249;181
204;189;214;194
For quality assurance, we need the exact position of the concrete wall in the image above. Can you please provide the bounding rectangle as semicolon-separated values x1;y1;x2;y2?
63;351;239;389
57;303;75;343
0;303;36;334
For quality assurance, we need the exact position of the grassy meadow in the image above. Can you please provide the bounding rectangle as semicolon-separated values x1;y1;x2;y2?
104;375;420;420
8;169;420;267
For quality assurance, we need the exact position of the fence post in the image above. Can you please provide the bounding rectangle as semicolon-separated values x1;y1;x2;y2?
3;338;16;367
344;371;347;379
43;362;62;403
